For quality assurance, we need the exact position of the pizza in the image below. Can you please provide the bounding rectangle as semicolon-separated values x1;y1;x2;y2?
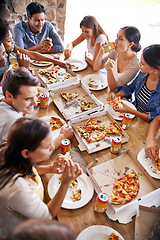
85;118;105;130
61;92;79;102
12;63;19;69
50;117;64;131
71;64;78;69
71;189;81;202
80;101;94;111
70;179;78;188
77;126;92;140
36;87;40;103
108;232;120;240
111;170;139;204
87;130;105;143
102;123;122;135
118;112;125;118
107;97;121;108
154;156;160;170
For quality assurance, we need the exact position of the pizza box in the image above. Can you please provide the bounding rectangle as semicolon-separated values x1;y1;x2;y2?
69;110;129;154
135;205;160;240
50;82;104;120
35;66;78;90
86;150;160;223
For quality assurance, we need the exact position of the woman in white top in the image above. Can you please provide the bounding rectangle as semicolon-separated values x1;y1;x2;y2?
94;26;141;90
0;117;82;238
64;15;109;67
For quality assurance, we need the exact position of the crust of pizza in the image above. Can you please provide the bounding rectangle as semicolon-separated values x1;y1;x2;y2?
87;130;105;143
154;156;160;170
71;189;81;202
108;232;120;240
61;92;79;102
102;123;122;135
111;170;139;205
85;118;105;130
107;97;121;108
80;101;93;111
50;117;64;131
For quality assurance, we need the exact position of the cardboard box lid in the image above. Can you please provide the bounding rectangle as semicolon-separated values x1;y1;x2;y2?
50;83;104;120
70;110;129;153
87;151;160;223
135;205;160;240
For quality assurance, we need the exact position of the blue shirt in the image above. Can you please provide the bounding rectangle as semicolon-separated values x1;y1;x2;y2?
13;20;64;53
117;72;160;122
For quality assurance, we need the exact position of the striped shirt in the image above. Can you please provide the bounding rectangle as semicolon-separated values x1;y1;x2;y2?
136;83;152;113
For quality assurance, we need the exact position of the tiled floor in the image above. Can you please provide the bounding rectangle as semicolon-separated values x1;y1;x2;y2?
64;0;160;59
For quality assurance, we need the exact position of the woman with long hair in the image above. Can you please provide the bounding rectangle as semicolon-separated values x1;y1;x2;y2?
107;44;160;122
0;117;82;238
64;15;109;67
94;26;141;90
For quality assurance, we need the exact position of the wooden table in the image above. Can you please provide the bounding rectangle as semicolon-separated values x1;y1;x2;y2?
10;56;159;240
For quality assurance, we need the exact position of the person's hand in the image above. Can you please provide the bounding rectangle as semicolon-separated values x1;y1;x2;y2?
145;137;159;162
59;125;73;140
104;58;115;71
38;38;53;51
64;48;72;60
106;92;117;101
50;154;71;174
61;158;83;184
113;101;132;113
17;50;31;69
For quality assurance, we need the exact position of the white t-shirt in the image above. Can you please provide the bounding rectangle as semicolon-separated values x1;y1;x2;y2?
0;167;52;238
87;34;107;55
0;102;23;142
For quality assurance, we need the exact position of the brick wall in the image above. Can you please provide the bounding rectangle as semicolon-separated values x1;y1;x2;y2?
0;0;67;40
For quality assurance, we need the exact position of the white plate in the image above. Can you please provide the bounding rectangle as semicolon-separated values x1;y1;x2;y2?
76;225;124;240
137;148;160;179
65;58;88;71
40;116;66;140
48;172;94;209
31;60;53;67
106;100;136;121
81;74;108;90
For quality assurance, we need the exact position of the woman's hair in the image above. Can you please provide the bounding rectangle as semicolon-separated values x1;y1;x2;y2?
142;44;160;71
80;15;109;41
6;218;75;240
0;18;11;42
121;26;141;52
0;117;50;190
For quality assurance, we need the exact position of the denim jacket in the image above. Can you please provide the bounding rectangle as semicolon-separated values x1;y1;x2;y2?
117;72;160;122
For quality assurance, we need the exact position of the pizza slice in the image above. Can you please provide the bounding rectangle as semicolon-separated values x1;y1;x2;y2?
111;170;139;205
107;97;121;108
61;92;79;102
85;118;105;130
108;232;120;240
71;189;81;202
70;179;78;188
80;101;94;111
50;117;64;131
77;126;92;140
102;123;122;135
87;130;105;144
154;156;160;170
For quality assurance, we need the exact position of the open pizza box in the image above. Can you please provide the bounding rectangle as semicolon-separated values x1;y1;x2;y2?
86;150;160;223
135;205;160;240
69;110;129;154
50;82;104;120
35;66;78;90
